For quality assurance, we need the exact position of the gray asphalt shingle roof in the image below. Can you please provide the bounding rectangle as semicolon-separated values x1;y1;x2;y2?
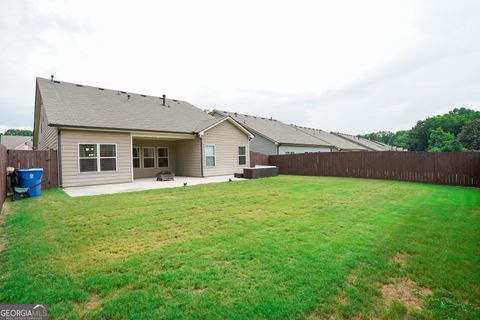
331;132;392;151
37;77;220;134
291;126;368;151
0;135;33;150
212;110;333;147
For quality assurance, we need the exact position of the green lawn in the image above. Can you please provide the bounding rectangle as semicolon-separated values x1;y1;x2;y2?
0;176;479;319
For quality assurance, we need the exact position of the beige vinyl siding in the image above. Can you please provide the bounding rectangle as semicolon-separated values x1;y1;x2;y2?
60;129;132;187
202;120;250;176
132;140;176;178
175;138;202;177
37;102;58;150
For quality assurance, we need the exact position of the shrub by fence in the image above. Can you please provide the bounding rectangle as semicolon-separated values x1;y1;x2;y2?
269;151;480;187
250;151;270;167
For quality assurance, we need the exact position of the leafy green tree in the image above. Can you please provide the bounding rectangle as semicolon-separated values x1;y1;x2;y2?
427;128;461;152
360;131;394;145
458;119;480;150
390;130;409;148
406;108;480;151
3;129;33;136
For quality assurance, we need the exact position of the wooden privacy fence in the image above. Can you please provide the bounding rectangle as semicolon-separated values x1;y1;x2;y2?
7;149;58;190
269;151;480;187
250;151;270;166
0;144;7;210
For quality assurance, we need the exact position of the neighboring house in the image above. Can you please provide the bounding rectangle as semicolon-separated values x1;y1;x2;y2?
211;110;334;155
330;132;400;151
291;126;368;152
0;135;33;150
33;77;253;188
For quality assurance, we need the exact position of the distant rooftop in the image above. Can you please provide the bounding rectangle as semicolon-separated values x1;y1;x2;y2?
331;132;394;151
212;110;333;147
0;135;33;150
291;125;368;151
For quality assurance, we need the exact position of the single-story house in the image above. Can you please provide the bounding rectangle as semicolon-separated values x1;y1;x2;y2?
211;110;334;155
291;126;368;152
330;132;400;151
33;77;253;188
0;135;33;150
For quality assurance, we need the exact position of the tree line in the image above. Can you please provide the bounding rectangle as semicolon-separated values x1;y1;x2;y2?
0;129;33;136
360;108;480;151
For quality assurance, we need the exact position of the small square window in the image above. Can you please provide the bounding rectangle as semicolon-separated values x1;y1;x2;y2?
100;158;116;171
79;144;97;158
80;158;97;172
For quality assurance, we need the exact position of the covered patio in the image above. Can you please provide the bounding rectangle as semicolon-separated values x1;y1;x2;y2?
63;175;245;197
131;131;201;179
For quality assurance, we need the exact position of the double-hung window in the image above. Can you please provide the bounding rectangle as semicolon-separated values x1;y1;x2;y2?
238;146;246;165
157;147;169;167
143;147;155;168
132;147;140;168
79;144;116;172
79;144;97;172
100;144;117;171
205;145;215;167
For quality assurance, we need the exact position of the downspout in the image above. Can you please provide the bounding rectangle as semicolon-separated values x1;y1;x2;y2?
199;135;204;177
57;129;63;187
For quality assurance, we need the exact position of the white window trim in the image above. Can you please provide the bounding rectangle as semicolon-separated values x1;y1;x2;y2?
238;146;247;165
78;143;118;173
157;147;169;168
205;144;216;167
132;147;141;169
143;147;156;168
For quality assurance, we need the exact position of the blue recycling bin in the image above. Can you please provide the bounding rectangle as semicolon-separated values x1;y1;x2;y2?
16;168;44;197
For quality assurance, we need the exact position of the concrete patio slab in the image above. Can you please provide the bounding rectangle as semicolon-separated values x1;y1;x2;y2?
63;175;245;197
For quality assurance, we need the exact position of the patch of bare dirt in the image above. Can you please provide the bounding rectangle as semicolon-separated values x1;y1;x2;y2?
382;278;432;310
1;202;11;215
389;252;409;269
85;293;102;311
191;287;206;294
337;294;349;305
